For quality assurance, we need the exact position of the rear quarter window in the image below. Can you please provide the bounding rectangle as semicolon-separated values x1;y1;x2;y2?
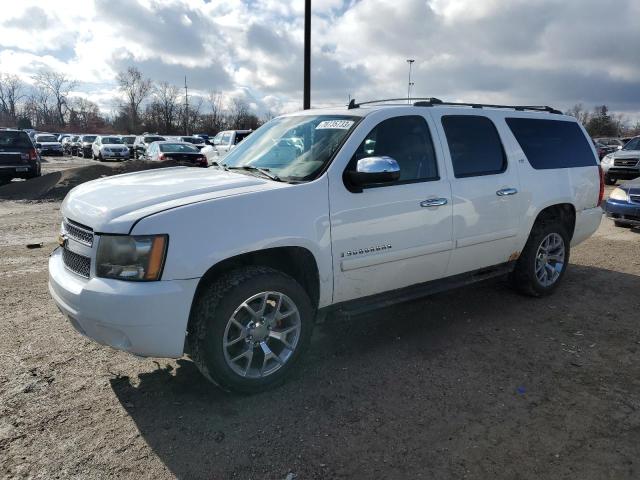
506;118;597;169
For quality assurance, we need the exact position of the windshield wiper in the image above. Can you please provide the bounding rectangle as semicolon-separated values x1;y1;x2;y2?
224;165;283;182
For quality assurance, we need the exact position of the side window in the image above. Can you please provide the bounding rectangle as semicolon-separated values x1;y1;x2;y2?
221;133;232;145
349;115;438;183
442;115;506;178
505;118;597;169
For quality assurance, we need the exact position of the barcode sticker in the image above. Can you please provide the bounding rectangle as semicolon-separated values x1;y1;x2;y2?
316;120;354;130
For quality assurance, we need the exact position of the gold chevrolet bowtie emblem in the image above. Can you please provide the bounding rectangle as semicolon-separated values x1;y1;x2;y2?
57;233;67;247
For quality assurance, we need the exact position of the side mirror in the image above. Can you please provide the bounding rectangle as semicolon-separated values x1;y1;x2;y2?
346;156;400;191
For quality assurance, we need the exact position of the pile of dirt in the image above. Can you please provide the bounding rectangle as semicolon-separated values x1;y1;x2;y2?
0;160;194;201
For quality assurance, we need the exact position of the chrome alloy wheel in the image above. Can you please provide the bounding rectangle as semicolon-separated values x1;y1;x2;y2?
535;232;566;287
223;291;301;378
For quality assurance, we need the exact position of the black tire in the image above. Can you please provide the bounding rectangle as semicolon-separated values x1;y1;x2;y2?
98;153;104;162
614;220;632;228
188;266;314;393
510;220;571;297
604;175;616;186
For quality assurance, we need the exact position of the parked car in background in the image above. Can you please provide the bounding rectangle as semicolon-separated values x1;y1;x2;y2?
120;135;136;157
78;135;97;158
49;101;603;393
145;141;208;167
133;134;166;159
92;136;130;161
176;136;207;150
593;141;617;160
0;128;41;184
594;138;624;150
601;136;640;185
58;134;72;143
34;133;64;156
61;136;74;155
66;135;81;156
201;129;252;164
194;133;210;144
604;179;640;227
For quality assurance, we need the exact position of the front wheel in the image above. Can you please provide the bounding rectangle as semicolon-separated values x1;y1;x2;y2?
510;222;570;297
189;266;314;393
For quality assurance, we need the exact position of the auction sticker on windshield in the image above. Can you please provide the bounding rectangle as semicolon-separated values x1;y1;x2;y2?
316;120;354;130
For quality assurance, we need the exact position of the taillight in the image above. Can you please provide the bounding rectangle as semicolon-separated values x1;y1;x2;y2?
28;148;37;161
199;155;207;167
597;165;604;207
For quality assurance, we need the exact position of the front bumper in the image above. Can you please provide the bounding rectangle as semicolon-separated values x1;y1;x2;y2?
604;199;640;226
101;151;130;160
48;248;199;358
602;164;640;179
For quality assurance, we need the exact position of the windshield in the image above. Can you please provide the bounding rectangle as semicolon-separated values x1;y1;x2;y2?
144;136;165;143
0;131;32;148
121;136;136;143
159;143;199;153
82;136;97;142
622;137;640;151
102;137;123;144
222;115;359;181
36;135;58;143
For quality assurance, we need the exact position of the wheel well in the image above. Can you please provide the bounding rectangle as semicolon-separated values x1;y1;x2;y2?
534;204;576;239
192;246;320;311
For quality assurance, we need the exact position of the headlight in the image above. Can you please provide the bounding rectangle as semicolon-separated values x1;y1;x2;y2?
602;154;614;164
609;187;629;202
96;234;168;281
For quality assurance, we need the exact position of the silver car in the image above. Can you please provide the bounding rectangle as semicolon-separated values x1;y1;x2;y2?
601;136;640;185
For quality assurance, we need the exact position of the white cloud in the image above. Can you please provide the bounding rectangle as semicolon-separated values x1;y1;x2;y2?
0;0;638;118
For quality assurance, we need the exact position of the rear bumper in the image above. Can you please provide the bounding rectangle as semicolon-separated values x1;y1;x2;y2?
604;199;640;226
571;207;603;246
48;247;199;358
0;164;39;178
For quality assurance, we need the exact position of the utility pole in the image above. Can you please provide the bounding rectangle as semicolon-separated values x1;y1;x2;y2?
406;59;415;104
184;75;189;135
303;0;311;110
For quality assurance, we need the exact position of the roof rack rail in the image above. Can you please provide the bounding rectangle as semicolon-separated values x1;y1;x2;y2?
348;97;562;114
348;97;442;109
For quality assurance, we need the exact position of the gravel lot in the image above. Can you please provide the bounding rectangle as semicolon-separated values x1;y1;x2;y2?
1;157;639;479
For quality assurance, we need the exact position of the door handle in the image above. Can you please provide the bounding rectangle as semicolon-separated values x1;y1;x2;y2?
496;188;518;197
420;198;448;208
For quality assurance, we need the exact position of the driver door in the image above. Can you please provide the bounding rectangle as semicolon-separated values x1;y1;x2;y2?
329;112;453;303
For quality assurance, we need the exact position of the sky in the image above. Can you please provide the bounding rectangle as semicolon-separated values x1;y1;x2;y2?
1;0;639;121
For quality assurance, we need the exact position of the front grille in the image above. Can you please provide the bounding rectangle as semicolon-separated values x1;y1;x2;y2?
63;219;93;246
62;248;91;278
614;158;639;167
630;194;640;204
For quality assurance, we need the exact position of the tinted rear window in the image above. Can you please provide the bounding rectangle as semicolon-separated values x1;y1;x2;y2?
0;131;32;149
144;136;165;143
441;116;506;178
506;118;596;169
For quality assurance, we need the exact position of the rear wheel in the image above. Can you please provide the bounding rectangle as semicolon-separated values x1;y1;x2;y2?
604;175;616;185
189;266;314;393
510;221;570;297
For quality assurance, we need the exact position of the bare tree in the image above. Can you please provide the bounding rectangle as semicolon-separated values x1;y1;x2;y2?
116;67;152;133
0;73;25;120
153;81;181;133
33;69;77;127
565;104;590;126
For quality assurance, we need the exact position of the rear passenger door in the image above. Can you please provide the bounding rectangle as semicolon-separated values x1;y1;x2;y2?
433;112;522;275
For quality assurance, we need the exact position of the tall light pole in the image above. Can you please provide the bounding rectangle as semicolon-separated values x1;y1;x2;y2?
184;75;189;135
303;0;311;110
406;59;415;103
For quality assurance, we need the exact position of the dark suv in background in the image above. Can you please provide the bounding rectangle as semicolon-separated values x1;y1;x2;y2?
133;134;165;159
0;129;41;184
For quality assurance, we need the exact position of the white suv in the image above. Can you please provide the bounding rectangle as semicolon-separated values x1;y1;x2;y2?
49;99;603;393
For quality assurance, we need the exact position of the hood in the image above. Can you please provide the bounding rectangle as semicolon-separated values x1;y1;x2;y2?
611;149;640;159
62;166;286;233
101;143;128;148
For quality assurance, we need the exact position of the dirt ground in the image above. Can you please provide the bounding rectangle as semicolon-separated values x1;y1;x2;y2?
1;157;639;479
